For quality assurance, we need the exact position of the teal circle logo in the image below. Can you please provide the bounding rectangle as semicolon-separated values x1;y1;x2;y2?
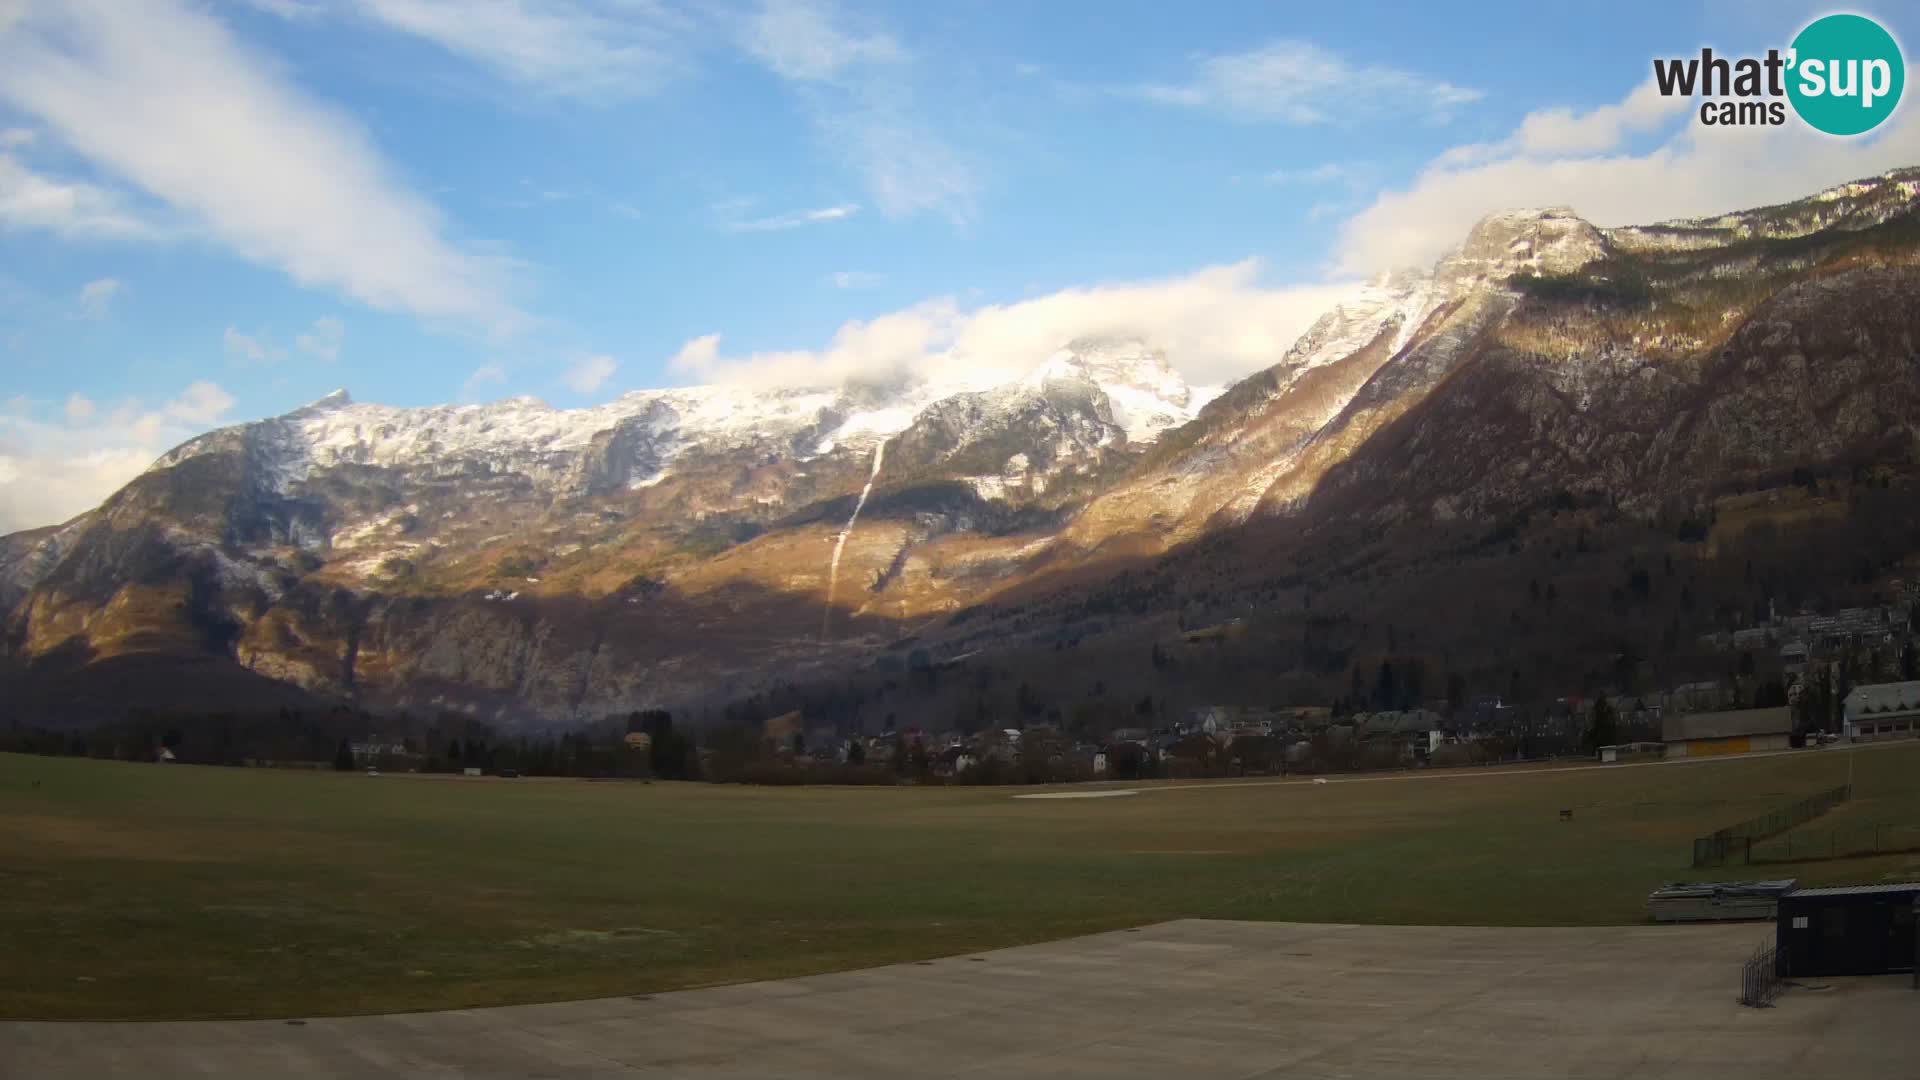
1787;14;1904;136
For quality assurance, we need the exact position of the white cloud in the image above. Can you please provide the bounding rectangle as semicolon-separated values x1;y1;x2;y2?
347;0;688;102
561;353;617;394
1267;162;1362;186
1336;79;1920;274
165;380;237;425
224;326;280;366
668;334;722;375
1421;78;1691;175
740;0;904;81
238;0;326;18
222;317;345;366
1139;40;1482;125
820;90;978;221
295;315;345;363
0;1;523;332
75;276;120;318
1498;79;1690;159
737;0;978;223
460;361;508;400
720;201;860;233
827;270;883;289
0;380;238;533
670;261;1358;390
0;152;156;238
0;127;33;149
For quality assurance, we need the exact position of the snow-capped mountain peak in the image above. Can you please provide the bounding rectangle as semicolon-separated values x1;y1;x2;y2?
1021;336;1199;442
142;333;1217;507
146;206;1617;510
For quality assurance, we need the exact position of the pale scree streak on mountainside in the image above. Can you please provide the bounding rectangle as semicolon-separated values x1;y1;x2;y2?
823;437;888;638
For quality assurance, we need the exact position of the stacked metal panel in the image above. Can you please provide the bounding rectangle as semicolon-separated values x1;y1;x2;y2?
1647;879;1798;922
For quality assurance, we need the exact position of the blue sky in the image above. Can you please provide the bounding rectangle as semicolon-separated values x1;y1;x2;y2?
2;0;1917;532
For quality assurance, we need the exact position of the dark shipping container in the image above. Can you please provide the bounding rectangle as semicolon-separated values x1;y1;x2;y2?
1774;883;1920;978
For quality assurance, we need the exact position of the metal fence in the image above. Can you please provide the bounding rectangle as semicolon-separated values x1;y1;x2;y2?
1690;785;1852;867
1750;822;1920;864
1740;940;1784;1007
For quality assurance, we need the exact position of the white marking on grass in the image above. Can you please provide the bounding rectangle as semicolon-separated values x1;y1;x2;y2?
1012;789;1141;800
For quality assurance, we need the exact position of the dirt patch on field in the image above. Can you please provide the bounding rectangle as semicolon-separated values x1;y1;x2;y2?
512;927;682;949
1;815;221;863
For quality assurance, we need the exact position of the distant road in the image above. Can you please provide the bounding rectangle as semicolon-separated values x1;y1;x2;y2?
1130;739;1900;796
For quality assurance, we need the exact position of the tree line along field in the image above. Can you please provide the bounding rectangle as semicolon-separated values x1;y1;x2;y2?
2;744;1917;1020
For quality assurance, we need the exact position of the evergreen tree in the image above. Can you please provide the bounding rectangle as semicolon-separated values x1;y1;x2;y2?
332;738;354;772
1583;698;1616;753
1373;660;1397;711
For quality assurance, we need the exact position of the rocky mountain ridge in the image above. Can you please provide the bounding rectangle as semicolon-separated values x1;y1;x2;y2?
6;168;1920;726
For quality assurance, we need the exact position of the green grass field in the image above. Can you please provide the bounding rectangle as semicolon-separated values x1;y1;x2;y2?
1750;757;1920;862
4;745;1919;1020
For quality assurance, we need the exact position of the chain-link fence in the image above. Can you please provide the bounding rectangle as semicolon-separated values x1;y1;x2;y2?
1690;785;1852;867
1750;822;1920;864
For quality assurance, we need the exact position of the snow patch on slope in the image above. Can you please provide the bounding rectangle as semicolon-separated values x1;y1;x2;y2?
1023;336;1202;443
141;332;1210;514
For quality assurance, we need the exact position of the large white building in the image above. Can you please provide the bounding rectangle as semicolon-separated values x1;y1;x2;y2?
1842;681;1920;742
